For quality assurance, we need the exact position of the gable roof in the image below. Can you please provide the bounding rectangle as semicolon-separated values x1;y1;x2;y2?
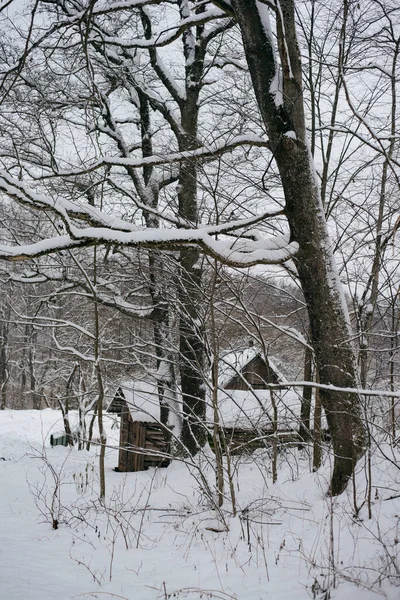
213;345;301;429
108;380;161;422
219;345;288;388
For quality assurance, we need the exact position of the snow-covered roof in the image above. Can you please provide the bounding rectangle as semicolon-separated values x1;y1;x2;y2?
116;380;161;423
111;347;299;430
207;388;301;430
219;346;288;388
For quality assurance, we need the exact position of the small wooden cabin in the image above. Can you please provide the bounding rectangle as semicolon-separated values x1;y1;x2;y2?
214;346;301;452
108;381;170;472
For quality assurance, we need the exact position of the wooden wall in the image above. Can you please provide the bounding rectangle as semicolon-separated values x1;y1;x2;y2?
224;355;279;390
117;407;170;472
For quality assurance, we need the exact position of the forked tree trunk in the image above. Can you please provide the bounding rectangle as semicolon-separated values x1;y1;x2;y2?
230;0;366;494
176;5;208;454
138;93;181;443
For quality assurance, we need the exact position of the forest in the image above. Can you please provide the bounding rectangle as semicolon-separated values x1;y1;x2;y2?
0;1;399;599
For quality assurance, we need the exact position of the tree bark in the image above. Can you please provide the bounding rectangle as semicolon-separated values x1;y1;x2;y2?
177;1;207;454
230;0;366;494
0;310;9;410
137;88;181;444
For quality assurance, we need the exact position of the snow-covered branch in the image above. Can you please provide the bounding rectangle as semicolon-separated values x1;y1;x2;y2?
265;380;400;399
0;170;138;233
90;6;227;49
37;135;270;180
0;213;297;267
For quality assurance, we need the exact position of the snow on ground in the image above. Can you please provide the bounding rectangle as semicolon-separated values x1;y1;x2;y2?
0;409;399;600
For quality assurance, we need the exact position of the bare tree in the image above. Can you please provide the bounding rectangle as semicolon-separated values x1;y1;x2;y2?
223;0;366;494
2;0;400;496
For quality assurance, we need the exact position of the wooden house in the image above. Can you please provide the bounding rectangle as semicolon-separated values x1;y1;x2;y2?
109;346;301;470
213;346;301;452
108;380;170;472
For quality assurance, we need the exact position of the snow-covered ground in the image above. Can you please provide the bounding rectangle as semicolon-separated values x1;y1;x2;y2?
0;409;399;600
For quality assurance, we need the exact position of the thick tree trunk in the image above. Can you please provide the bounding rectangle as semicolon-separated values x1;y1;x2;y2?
179;250;206;454
231;0;366;494
313;381;322;472
137;88;181;443
177;129;206;453
177;5;207;455
148;251;181;444
278;135;366;495
0;315;9;410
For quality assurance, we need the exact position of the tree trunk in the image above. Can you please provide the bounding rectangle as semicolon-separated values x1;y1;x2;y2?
29;345;41;410
177;4;207;455
148;251;181;445
231;0;366;494
179;250;206;454
313;376;322;472
0;313;9;410
299;344;313;443
137;87;181;446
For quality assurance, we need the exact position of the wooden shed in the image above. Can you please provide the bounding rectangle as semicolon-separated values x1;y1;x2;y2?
213;345;302;452
108;381;170;472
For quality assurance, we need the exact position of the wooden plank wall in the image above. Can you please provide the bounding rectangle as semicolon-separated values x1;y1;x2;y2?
144;424;170;469
209;428;301;454
117;412;170;472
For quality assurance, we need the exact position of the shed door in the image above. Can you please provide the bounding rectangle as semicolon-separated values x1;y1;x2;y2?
119;415;146;472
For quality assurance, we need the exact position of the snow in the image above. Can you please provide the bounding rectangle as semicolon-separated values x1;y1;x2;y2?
274;0;294;79
87;5;226;52
0;169;137;233
255;1;285;107
114;380;161;422
211;388;301;429
155;52;186;100
219;346;263;387
113;353;302;431
0;226;298;267
270;70;284;107
215;347;301;429
1;409;400;600
256;0;274;46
